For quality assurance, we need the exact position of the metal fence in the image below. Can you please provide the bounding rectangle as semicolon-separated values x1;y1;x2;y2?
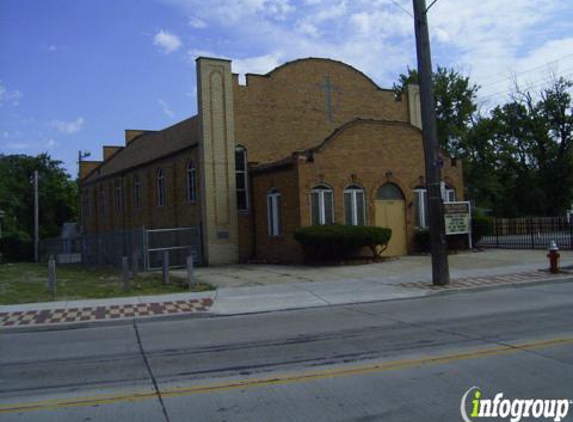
40;226;202;269
478;217;573;250
146;227;202;270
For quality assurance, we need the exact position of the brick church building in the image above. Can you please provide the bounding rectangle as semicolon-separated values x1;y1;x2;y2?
80;57;464;266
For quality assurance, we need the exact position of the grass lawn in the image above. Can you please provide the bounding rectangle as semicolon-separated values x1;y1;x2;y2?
0;262;215;305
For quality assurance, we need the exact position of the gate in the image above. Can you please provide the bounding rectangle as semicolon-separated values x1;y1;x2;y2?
145;227;202;270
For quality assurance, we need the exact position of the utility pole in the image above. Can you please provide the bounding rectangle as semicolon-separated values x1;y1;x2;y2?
412;0;450;285
34;170;39;262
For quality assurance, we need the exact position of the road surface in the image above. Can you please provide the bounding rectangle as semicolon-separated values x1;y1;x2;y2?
1;280;573;421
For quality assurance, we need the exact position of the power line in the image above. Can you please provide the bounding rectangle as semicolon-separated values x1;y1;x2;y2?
478;71;573;106
480;53;573;89
479;67;573;101
390;0;414;18
426;0;443;12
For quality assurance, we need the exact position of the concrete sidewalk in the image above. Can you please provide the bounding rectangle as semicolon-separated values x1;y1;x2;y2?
1;249;572;329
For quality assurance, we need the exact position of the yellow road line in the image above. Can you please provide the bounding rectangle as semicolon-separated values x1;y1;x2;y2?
2;336;572;415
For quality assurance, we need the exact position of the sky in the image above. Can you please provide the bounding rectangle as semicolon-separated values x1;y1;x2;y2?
1;0;572;176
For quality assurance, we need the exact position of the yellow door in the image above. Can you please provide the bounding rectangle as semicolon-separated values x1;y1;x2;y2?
375;200;407;256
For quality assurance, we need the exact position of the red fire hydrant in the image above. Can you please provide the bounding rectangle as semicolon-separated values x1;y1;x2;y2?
547;240;560;274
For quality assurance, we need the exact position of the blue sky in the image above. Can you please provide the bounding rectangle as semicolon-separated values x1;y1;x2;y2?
1;0;572;176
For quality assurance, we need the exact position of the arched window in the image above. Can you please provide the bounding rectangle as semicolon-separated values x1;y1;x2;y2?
267;188;282;236
133;175;141;209
157;168;166;207
413;187;428;228
98;184;105;217
310;184;334;225
376;183;404;200
235;146;248;210
114;180;122;213
186;160;196;203
344;184;366;226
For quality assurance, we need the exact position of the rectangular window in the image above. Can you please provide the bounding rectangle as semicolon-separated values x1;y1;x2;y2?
114;181;122;213
267;191;282;236
134;177;141;209
235;148;248;211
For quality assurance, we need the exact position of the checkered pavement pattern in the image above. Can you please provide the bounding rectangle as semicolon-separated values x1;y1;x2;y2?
0;298;212;328
399;271;568;290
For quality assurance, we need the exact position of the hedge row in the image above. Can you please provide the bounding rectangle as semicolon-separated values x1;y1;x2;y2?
294;225;392;262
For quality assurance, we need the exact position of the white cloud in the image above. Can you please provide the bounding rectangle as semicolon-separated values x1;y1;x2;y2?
188;16;207;29
233;52;285;82
46;139;58;148
153;30;182;54
164;0;572;103
52;117;85;134
47;45;58;52
158;99;175;117
0;81;22;106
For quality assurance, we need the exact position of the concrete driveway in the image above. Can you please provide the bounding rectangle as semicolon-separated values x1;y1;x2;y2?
179;249;573;289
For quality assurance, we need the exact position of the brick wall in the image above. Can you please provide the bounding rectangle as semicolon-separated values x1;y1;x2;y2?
248;120;464;262
83;148;201;234
234;58;410;164
250;164;303;263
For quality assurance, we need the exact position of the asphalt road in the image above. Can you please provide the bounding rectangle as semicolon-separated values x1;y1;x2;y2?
1;280;573;421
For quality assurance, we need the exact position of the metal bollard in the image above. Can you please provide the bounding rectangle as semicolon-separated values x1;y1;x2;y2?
122;256;130;291
186;255;194;290
162;251;169;284
131;250;139;278
47;258;56;299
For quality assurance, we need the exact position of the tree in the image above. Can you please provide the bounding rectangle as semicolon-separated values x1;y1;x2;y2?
394;66;480;156
0;153;78;241
481;77;573;216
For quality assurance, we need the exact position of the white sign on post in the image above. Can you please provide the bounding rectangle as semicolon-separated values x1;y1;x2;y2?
444;201;473;248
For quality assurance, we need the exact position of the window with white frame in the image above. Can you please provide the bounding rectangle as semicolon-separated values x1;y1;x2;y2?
344;184;366;226
445;186;456;202
414;187;428;228
186;159;196;203
267;189;282;236
133;175;141;209
310;184;334;225
157;168;166;207
235;146;248;210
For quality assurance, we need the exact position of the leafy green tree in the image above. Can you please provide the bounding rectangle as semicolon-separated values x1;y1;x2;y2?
482;77;573;216
394;66;480;156
0;153;77;241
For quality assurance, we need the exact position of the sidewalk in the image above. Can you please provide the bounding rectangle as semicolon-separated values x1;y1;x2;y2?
1;249;572;329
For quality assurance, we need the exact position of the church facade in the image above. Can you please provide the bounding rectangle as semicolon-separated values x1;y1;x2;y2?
80;57;464;265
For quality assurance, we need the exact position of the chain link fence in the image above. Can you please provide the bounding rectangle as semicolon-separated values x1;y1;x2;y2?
40;226;202;269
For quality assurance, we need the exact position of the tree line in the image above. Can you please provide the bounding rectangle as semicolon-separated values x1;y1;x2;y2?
0;154;77;259
395;68;573;217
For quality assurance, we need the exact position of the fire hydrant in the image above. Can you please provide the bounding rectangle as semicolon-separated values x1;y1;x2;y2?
547;240;560;274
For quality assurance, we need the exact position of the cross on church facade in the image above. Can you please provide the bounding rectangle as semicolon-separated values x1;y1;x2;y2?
318;75;338;124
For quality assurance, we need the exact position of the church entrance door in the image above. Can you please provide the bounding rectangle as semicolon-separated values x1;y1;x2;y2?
374;184;407;256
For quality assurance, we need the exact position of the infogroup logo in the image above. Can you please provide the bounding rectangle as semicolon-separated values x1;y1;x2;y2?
460;387;572;422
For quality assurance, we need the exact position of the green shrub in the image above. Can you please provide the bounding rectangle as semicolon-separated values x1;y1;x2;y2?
294;225;392;262
472;213;493;244
414;229;430;253
0;236;34;262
